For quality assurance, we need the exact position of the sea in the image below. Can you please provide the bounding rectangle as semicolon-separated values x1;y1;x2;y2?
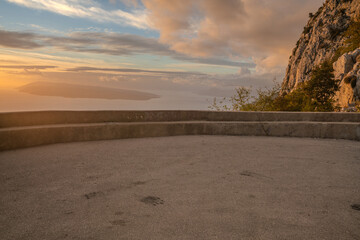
0;88;213;112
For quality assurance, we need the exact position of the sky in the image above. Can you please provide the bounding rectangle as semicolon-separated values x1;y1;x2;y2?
0;0;324;110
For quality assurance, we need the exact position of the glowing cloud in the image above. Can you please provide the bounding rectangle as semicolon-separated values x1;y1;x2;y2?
7;0;149;29
143;0;323;70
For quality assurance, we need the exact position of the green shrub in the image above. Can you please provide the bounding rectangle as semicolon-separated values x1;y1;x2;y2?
209;61;339;112
208;83;282;112
302;61;339;111
333;18;360;62
344;18;360;49
272;85;313;111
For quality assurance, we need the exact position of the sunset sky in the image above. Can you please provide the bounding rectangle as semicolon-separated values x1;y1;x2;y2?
0;0;324;110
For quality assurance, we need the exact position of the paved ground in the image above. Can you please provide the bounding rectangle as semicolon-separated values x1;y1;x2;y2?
0;136;359;240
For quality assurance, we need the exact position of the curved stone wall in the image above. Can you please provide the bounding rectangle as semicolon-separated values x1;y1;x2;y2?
1;110;360;128
0;111;359;151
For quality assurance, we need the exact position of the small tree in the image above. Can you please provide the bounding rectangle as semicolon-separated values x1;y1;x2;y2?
246;83;281;111
303;61;339;111
273;85;312;111
208;83;281;112
209;87;252;111
230;87;252;111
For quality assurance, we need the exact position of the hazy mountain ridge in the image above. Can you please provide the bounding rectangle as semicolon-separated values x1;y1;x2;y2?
18;82;159;101
282;0;360;108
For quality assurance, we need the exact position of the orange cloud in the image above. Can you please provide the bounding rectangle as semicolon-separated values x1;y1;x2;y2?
143;0;323;70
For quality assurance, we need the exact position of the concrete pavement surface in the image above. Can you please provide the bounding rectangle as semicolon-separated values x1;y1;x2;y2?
0;136;359;240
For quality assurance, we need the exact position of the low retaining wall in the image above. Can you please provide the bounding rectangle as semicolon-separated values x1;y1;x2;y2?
1;111;359;151
1;110;360;128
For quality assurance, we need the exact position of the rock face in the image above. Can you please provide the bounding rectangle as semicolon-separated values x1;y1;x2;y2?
281;0;360;108
334;48;360;108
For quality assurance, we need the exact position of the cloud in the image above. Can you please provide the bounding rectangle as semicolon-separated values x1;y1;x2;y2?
0;65;57;70
0;65;58;76
175;55;254;68
110;0;140;7
49;31;254;68
48;31;172;56
7;0;149;29
143;0;324;69
0;30;41;49
56;65;277;97
0;29;251;68
6;0;324;73
66;66;205;76
65;65;279;97
0;59;24;64
238;67;251;75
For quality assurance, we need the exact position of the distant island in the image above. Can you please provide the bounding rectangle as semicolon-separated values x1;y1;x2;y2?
18;82;159;101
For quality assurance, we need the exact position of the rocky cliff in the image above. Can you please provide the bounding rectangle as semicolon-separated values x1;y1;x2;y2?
281;0;360;109
333;48;360;108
